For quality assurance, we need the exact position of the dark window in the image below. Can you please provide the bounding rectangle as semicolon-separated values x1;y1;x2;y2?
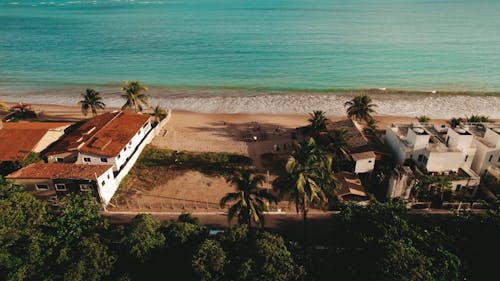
56;157;64;162
124;147;127;152
55;184;66;191
418;154;424;162
35;184;49;190
80;184;92;191
488;155;493;162
101;180;105;186
410;154;413;159
464;155;468;162
117;154;121;159
83;157;91;163
456;184;462;192
107;174;110;179
100;158;108;163
368;160;373;163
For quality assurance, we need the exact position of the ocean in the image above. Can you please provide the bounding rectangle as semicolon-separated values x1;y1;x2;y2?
0;0;499;117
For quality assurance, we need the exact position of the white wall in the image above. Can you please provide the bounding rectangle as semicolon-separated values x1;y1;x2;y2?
96;167;118;206
354;158;375;173
384;128;409;164
425;151;465;172
471;140;500;176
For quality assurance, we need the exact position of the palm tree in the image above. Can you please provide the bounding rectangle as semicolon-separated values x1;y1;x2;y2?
78;88;105;116
121;81;149;112
416;115;430;123
344;94;377;122
466;114;490;123
151;105;168;124
366;117;379;132
308;110;327;137
327;128;351;170
433;176;453;203
273;138;337;240
449;117;463;128
220;170;276;229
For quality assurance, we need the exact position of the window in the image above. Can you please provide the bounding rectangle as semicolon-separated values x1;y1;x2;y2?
56;157;64;162
410;154;413;159
55;184;66;191
35;184;49;190
83;157;91;163
464;155;468;162
80;184;92;191
107;174;110;179
418;154;424;162
124;147;127;152
368;160;373;163
488;155;493;162
456;184;462;192
100;158;108;163
143;123;148;128
101;180;106;186
117;154;121;159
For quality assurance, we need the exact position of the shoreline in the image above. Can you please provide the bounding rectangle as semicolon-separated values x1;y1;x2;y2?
2;88;499;119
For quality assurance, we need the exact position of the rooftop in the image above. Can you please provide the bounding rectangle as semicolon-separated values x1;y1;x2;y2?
335;171;367;198
0;122;70;161
326;119;371;153
45;111;150;157
5;163;112;180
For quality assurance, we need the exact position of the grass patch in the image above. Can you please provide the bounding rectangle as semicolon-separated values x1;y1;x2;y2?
137;145;253;178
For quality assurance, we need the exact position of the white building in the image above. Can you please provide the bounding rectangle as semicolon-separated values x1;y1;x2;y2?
5;163;117;206
385;123;480;194
387;166;415;200
45;111;152;172
465;123;500;176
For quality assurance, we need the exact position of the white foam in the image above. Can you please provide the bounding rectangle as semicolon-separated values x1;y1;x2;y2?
1;91;498;119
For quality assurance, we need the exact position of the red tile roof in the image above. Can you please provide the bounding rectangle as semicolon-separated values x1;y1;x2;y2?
45;111;150;158
5;163;112;180
0;122;70;161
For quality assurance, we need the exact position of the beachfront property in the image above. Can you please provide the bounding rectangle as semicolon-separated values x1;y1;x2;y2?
326;119;376;174
45;111;152;172
334;171;369;203
0;120;71;173
5;163;116;205
384;123;481;195
465;123;500;177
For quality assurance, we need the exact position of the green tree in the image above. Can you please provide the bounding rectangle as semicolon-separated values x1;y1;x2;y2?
78;88;105;116
122;213;165;262
273;138;337;240
466;114;490;123
220;170;276;228
449;117;463;128
54;234;115;281
307;110;327;137
53;193;106;242
121;81;149;112
151;104;168;124
192;239;227;281
0;179;50;281
416;115;430;123
366;116;379;131
344;94;377;122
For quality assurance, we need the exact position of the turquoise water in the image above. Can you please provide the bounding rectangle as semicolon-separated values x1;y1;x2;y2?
1;0;500;92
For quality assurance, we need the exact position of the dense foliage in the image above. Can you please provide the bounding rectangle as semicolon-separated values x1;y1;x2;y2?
0;178;498;281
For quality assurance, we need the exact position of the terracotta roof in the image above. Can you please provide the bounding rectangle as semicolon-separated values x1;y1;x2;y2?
0;122;70;161
5;163;112;180
45;111;150;157
335;171;367;197
351;151;376;161
326;119;369;150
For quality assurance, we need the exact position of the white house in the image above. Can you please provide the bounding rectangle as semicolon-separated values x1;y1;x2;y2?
45;111;152;172
5;163;117;206
465;123;500;176
384;123;480;195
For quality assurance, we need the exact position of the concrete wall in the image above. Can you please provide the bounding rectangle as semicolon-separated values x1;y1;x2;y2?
425;151;465;172
354;158;375;173
387;166;414;200
471;140;500;176
95;167;117;205
33;126;69;153
384;128;409;164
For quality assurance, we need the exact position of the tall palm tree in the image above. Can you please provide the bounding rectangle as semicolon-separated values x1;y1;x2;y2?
77;88;105;116
220;170;276;229
273;138;337;240
308;110;327;137
327;128;351;170
151;105;168;124
344;94;377;122
121;81;149;112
